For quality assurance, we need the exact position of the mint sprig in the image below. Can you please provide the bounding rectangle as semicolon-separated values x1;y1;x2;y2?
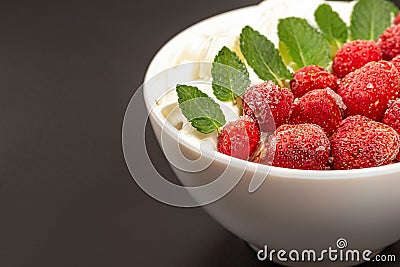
240;26;292;86
212;46;250;103
176;84;226;134
315;4;348;53
350;0;393;41
278;17;331;70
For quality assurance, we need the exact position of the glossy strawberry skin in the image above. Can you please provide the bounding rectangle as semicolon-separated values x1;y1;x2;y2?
260;124;331;170
217;116;260;160
377;24;400;60
242;81;294;132
289;89;344;137
333;40;383;78
337;61;400;121
332;115;400;170
290;65;338;98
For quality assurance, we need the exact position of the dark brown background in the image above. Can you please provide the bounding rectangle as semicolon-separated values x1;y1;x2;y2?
1;0;400;266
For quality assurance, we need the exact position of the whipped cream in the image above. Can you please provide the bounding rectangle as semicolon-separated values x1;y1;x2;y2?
155;0;355;149
174;0;354;66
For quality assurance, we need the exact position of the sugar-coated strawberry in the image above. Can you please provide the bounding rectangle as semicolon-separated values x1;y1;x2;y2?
242;81;294;132
376;24;400;60
290;65;338;98
259;124;331;170
382;98;400;135
332;115;400;170
289;88;345;137
382;99;400;162
217;116;260;160
333;40;383;78
337;61;400;121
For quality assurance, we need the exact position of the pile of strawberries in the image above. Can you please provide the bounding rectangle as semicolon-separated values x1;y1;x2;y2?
217;16;400;170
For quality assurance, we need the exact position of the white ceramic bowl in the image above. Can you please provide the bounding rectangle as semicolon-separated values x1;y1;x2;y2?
143;1;400;266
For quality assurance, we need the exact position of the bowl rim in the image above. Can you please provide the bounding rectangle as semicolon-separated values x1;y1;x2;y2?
143;2;400;180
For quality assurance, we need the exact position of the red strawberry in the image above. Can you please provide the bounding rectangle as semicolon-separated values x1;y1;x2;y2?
290;65;338;98
242;81;293;132
382;99;400;161
259;124;331;170
376;24;400;60
332;40;383;78
395;13;400;25
337;61;400;121
383;99;400;134
217;116;260;160
332;115;400;170
289;88;345;137
391;54;400;72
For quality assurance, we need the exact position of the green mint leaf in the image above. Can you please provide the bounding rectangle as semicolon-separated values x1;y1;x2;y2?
176;84;226;134
315;4;348;51
350;0;392;41
278;17;331;69
278;42;292;66
211;46;250;102
240;26;292;86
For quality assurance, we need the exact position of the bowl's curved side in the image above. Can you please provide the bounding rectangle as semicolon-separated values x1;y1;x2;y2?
141;2;400;266
159;123;400;266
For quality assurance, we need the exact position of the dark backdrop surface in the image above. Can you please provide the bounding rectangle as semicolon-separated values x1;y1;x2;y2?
1;0;400;266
